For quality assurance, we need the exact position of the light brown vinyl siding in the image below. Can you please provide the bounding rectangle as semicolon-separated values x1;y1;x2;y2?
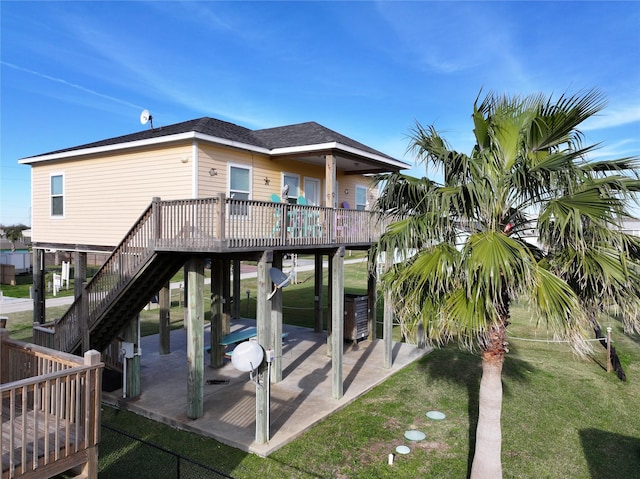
197;144;255;199
196;143;378;207
31;144;193;247
198;144;329;204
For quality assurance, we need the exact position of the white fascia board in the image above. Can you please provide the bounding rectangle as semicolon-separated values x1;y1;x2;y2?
19;132;271;164
271;142;411;170
193;132;271;155
18;131;409;170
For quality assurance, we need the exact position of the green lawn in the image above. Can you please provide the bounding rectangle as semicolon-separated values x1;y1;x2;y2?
4;259;639;478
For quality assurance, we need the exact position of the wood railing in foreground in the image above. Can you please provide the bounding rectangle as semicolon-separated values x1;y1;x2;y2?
1;331;103;479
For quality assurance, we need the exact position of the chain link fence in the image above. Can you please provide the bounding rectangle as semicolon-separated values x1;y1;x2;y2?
99;424;235;479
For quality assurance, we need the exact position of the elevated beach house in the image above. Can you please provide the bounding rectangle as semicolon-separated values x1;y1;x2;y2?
18;116;410;444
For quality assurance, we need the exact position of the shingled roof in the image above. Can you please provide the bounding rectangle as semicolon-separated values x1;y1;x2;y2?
22;117;401;165
253;121;394;160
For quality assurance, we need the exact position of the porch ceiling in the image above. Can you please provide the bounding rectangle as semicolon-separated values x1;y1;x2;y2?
271;150;402;175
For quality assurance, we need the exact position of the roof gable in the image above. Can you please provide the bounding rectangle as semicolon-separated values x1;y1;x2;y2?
253;122;395;160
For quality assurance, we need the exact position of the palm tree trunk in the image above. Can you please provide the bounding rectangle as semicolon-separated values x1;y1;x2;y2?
470;313;508;479
470;349;504;479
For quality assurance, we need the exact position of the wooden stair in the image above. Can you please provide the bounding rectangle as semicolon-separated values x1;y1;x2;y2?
85;253;185;353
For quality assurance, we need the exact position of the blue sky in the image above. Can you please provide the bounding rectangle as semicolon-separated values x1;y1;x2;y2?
2;1;639;226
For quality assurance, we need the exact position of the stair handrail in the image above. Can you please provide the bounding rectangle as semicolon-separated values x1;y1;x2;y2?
51;198;161;352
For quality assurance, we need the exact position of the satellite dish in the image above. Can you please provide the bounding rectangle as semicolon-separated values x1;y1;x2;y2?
231;340;264;372
267;267;295;300
140;109;154;128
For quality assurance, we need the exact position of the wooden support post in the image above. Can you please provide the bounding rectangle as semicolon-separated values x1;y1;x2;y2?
257;251;273;353
210;259;225;368
327;253;333;356
314;253;324;333
216;193;226;239
32;248;46;324
222;259;231;336
152;196;162;243
383;289;393;369
183;264;189;328
325;153;336;208
186;257;205;419
82;446;99;479
123;315;141;398
81;350;101;479
331;247;345;399
232;260;241;319
81;281;90;354
367;249;377;341
383;254;393;368
159;283;171;354
73;251;87;302
222;258;231;326
256;251;272;444
272;252;283;383
0;329;8;384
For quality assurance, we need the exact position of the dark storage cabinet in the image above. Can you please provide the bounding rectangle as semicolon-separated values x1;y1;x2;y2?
344;293;369;342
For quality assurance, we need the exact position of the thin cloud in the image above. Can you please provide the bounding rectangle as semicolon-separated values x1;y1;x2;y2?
1;61;144;110
582;104;640;131
60;16;271;127
586;138;640;161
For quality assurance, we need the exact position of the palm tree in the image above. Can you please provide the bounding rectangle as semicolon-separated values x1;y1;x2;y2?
2;225;27;252
372;89;640;479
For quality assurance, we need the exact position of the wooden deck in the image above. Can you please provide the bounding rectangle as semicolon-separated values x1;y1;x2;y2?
33;195;391;356
1;332;103;479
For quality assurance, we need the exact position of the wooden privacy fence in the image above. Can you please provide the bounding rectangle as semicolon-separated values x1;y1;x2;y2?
1;331;103;478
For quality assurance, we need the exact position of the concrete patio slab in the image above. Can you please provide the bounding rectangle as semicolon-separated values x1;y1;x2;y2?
102;320;430;457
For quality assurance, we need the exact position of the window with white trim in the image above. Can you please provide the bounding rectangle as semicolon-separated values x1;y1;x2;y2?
355;185;367;211
229;165;251;216
50;174;64;217
282;173;299;204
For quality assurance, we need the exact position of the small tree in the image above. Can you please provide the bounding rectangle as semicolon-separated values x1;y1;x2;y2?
2;224;28;252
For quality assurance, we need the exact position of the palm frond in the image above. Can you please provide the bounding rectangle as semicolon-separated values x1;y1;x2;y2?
529;266;591;355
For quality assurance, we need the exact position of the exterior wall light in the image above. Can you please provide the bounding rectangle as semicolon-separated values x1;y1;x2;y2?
209;168;217;176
